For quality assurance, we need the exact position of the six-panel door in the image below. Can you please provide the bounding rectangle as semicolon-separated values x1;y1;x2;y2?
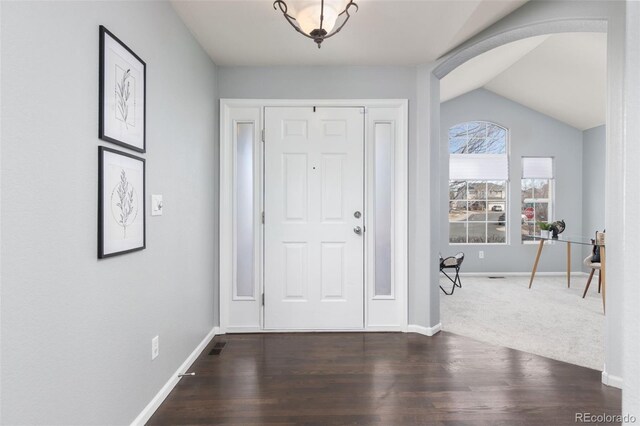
264;107;365;329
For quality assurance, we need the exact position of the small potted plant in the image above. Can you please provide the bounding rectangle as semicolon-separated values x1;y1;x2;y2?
538;222;552;238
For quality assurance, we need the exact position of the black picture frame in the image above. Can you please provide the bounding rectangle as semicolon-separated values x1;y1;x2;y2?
98;146;146;258
99;25;146;153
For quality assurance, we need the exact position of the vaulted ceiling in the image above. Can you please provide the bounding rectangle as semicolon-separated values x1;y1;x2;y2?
441;32;607;130
171;0;527;66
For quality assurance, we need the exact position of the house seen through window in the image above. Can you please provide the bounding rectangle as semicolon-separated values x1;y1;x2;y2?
521;157;554;242
448;121;508;244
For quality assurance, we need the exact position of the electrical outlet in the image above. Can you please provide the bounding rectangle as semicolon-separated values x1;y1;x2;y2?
479;251;484;259
152;336;159;360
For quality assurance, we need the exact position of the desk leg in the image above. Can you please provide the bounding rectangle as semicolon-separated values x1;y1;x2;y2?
567;242;571;288
601;246;606;314
529;239;545;289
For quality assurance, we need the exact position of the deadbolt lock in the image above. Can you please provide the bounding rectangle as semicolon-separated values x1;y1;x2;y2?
354;211;361;218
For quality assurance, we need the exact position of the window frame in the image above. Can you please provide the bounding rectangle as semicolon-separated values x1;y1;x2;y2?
520;156;555;244
447;121;510;246
521;178;555;244
448;180;510;245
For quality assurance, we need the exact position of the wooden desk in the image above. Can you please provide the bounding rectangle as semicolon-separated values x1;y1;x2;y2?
528;236;606;313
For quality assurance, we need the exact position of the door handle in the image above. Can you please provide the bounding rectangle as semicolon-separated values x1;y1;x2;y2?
354;226;362;235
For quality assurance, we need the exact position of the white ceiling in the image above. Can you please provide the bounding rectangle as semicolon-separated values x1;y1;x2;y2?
170;0;527;66
171;1;605;130
441;32;607;130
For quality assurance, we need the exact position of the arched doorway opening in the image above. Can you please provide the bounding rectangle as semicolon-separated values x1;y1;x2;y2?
421;7;625;390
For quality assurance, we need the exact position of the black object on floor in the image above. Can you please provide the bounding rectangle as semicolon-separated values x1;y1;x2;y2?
439;252;464;295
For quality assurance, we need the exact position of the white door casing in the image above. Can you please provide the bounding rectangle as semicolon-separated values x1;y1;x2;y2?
220;99;408;333
264;107;365;330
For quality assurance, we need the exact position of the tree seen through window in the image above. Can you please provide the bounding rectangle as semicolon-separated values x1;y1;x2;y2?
448;121;508;244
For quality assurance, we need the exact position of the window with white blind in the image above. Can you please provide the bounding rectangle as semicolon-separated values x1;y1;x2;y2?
448;121;508;244
521;157;554;242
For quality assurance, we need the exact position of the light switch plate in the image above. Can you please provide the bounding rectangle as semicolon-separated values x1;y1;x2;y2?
151;195;163;216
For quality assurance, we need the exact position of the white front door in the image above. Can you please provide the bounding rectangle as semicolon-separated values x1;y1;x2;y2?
264;107;365;329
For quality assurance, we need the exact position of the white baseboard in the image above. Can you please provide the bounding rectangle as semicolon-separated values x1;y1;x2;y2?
601;371;623;389
456;271;589;277
130;326;220;426
223;325;261;333
407;323;442;336
366;325;406;332
224;326;407;333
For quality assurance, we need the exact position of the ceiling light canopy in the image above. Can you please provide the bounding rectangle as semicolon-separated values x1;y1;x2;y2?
273;0;358;48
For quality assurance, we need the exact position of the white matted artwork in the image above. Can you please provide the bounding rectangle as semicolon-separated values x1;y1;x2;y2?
99;146;146;258
99;25;146;153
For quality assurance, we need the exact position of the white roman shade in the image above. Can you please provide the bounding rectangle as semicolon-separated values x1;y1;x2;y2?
449;154;509;180
522;157;553;179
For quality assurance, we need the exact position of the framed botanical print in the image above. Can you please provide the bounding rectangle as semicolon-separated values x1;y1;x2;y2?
99;146;146;258
99;25;146;153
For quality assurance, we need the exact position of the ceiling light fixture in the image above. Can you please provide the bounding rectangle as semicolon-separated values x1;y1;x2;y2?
273;0;358;49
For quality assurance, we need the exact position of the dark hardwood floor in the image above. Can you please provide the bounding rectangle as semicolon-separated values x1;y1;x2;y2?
148;332;621;425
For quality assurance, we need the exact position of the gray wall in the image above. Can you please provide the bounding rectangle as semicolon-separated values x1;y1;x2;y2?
0;1;218;424
415;64;442;328
217;66;426;324
440;88;584;273
581;125;606;268
217;66;416;102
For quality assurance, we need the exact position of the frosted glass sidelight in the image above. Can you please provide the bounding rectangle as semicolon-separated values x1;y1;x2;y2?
374;123;393;297
236;123;255;298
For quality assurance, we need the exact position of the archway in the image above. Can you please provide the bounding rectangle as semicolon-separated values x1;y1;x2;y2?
421;2;625;390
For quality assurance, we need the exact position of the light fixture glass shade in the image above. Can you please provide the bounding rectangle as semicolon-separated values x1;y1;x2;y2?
273;0;357;48
295;0;347;35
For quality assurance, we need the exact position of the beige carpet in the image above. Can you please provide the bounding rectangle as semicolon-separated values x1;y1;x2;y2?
440;274;604;370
